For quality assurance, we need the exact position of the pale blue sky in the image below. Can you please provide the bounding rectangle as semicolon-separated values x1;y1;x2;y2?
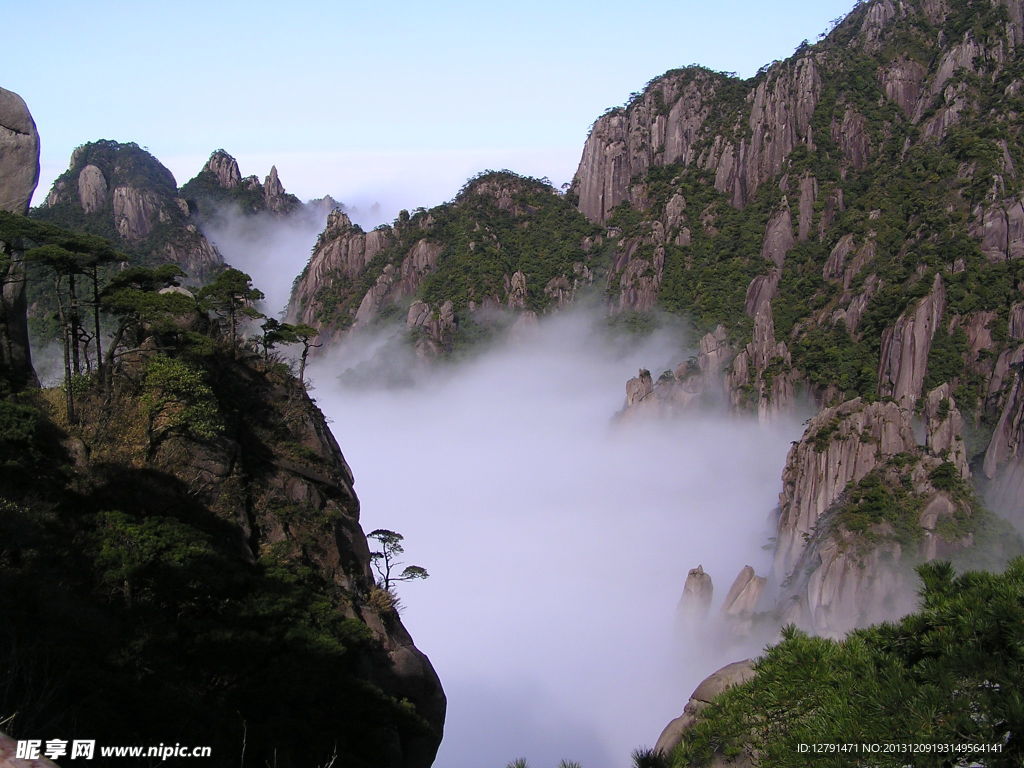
7;0;856;217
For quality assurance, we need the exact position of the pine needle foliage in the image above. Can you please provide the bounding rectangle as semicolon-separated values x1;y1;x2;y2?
674;558;1024;767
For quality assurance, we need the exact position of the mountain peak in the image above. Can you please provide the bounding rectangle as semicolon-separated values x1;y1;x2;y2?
203;148;242;189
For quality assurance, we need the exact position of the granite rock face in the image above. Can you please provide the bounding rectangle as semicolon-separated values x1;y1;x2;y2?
773;399;917;581
618;326;734;419
205;148;243;189
774;390;978;637
0;87;39;215
287;172;592;356
877;273;946;407
77;164;108;214
573;54;822;221
0;86;39;389
654;660;756;759
37;141;222;281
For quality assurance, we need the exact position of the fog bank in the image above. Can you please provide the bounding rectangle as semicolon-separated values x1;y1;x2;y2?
310;310;801;768
202;206;330;318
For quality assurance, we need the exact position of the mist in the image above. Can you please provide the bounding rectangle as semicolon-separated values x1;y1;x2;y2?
201;205;331;318
309;309;802;768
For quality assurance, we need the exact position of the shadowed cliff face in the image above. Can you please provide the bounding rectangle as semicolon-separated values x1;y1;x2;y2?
0;85;39;391
0;343;444;768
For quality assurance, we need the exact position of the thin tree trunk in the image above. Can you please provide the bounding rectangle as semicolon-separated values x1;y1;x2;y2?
92;265;102;384
103;323;127;395
68;272;80;375
54;275;74;423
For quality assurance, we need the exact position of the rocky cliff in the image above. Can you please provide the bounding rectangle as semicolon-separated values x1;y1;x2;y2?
180;149;303;219
0;86;39;391
598;0;1024;426
32;140;222;281
771;389;1003;637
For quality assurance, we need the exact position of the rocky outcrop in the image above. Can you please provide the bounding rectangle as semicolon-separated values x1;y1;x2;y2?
0;87;40;215
625;368;654;408
785;526;920;637
974;197;1024;261
678;564;714;622
507;270;528;310
744;270;780;317
77;164;107;213
774;399;917;580
0;86;39;390
760;202;795;268
35;141;222;281
877;273;946;407
709;56;821;208
983;358;1024;522
573;54;821;221
924;383;970;479
574;70;722;223
262;165;297;214
728;300;795;421
617;245;664;312
654;660;756;759
112;185;161;241
398;239;443;298
881;57;928;118
288;171;593;354
344;238;440;327
797;174;818;240
205;148;243;188
618;326;735;419
181;150;302;218
721;565;766;620
832;107;871;171
774;389;979;637
354;264;399;325
406;299;456;358
289;211;393;331
117;354;444;766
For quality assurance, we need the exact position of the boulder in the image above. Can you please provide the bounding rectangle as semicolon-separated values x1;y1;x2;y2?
654;660;756;757
0;86;40;389
0;87;40;214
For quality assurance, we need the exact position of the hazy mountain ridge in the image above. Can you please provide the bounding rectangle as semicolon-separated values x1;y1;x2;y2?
180;149;303;220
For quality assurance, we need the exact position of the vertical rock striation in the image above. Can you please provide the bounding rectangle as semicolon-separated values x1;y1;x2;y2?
0;86;40;389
